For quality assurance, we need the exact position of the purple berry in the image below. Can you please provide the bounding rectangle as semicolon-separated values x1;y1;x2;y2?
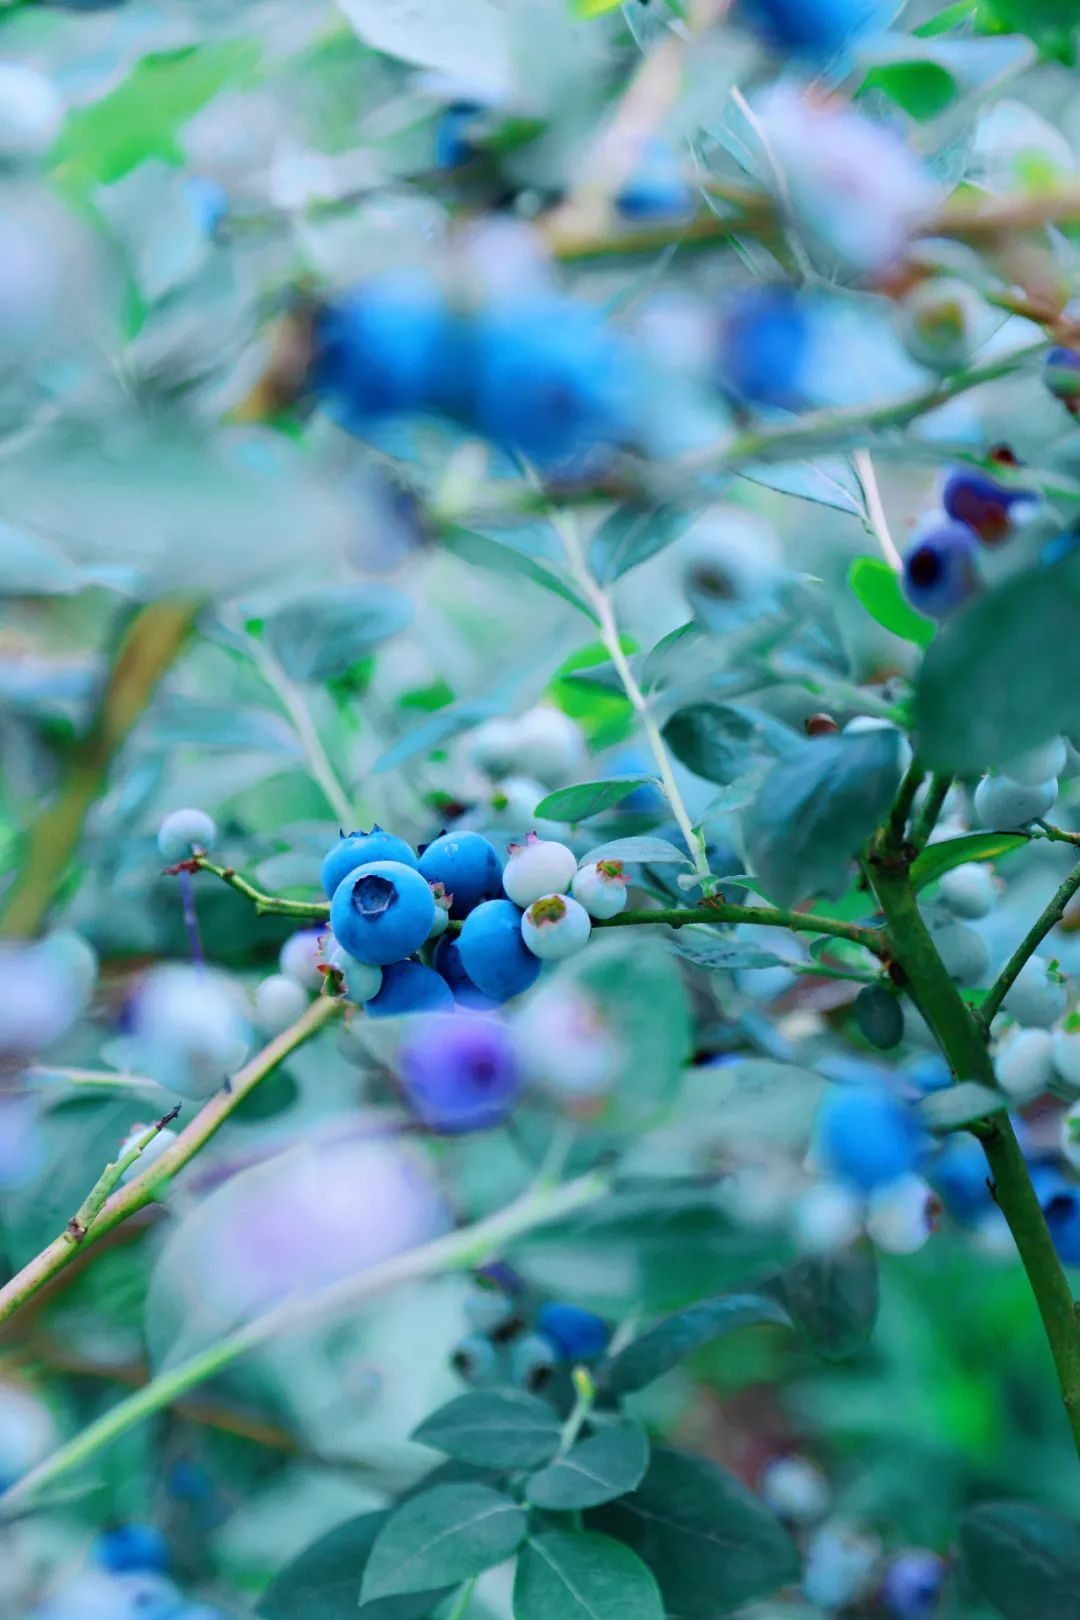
942;466;1035;545
881;1549;948;1619
717;285;809;410
399;1012;521;1131
366;960;455;1019
321;827;418;899
535;1302;610;1362
418;830;503;918
457;899;542;1002
330;860;435;965
902;522;979;618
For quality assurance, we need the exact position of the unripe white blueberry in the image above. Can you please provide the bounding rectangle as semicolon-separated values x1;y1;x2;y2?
791;1181;862;1254
866;1173;939;1254
938;862;996;919
571;860;628;920
802;1522;881;1613
488;776;565;841
503;833;577;908
118;1122;180;1184
1052;1022;1080;1090
467;716;519;777
521;894;592;961
329;946;383;1005
1003;954;1066;1028
254;973;309;1033
513;983;617;1098
157;807;217;862
973;773;1058;830
130;965;251;1099
758;1456;831;1526
996;1025;1054;1102
0;1380;57;1486
513;706;586;787
0;63;63;162
896;276;982;373
929;917;989;987
1002;736;1067;786
279;927;331;990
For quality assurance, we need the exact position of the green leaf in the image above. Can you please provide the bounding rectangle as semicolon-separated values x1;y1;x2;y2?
782;1239;879;1361
534;778;658;822
526;1421;650;1511
848;557;935;649
739;457;867;518
374;700;501;773
589;1448;798;1616
549;641;636;751
662;704;762;786
861;59;958;118
960;1502;1080;1620
742;731;903;907
572;0;624;15
588;505;690;585
442;527;597;621
361;1486;528;1603
582;836;691;866
914;558;1080;772
263;585;412;682
910;832;1028;891
919;1081;1005;1132
412;1390;562;1469
605;1293;791;1394
513;1531;665;1620
258;1511;449;1620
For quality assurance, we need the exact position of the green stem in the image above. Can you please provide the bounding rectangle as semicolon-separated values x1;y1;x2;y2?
445;1579;477;1620
0;997;341;1331
887;758;925;850
868;848;1080;1458
0;1169;608;1511
910;773;953;852
1;599;201;939
980;859;1080;1027
191;856;331;920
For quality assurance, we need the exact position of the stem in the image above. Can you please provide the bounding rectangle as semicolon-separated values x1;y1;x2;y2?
558;1367;596;1457
551;509;711;880
190;856;331;921
0;599;200;939
853;449;903;572
868;848;1080;1457
910;774;953;852
250;639;357;829
178;871;205;967
445;1580;477;1620
0;1169;608;1511
66;1106;181;1243
0;997;341;1331
887;758;925;850
980;859;1080;1026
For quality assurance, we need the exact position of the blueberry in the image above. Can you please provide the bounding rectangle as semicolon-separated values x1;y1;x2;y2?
605;750;665;814
758;1455;831;1525
157;808;217;862
503;834;577;909
927;917;989;988
881;1550;948;1619
330;860;435;965
902;521;979;618
328;947;383;1006
1001;954;1066;1028
467;295;640;470
521;894;592;961
1045;345;1080;407
853;984;903;1051
435;101;483;169
464;1286;518;1333
937;861;996;919
279;927;331;990
130;965;251;1099
399;1012;521;1131
1032;1167;1080;1265
973;773;1058;832
253;973;309;1033
942;467;1035;545
802;1522;881;1611
1052;1021;1080;1088
737;0;884;58
92;1523;170;1575
903;1055;952;1096
896;278;980;374
418;830;503;918
0;63;62;162
571;860;628;920
366;960;455;1019
457;899;542;1002
30;1571;187;1620
615;137;694;223
535;1302;610;1361
432;934;501;1010
932;1137;992;1224
817;1084;923;1194
510;1331;558;1391
717;285;809;410
184;175;229;240
312;272;465;428
451;1332;501;1386
321;827;418;899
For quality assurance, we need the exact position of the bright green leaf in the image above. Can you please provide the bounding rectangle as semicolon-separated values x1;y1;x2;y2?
910;832;1028;891
848;558;935;649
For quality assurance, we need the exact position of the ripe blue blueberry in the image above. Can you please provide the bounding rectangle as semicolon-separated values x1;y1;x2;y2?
468;296;640;470
398;1012;521;1131
330;860;435;965
932;1137;993;1225
312;272;465;427
321;827;418;899
451;1332;501;1386
435;101;482;169
1045;345;1080;407
737;0;885;59
184;175;229;240
418;830;503;918
535;1302;610;1362
365;960;455;1019
942;466;1035;544
1032;1168;1080;1265
817;1084;923;1194
457;899;542;1002
157;808;216;862
717;285;809;410
432;934;501;1010
902;521;979;618
510;1331;558;1391
881;1547;947;1617
92;1523;170;1575
30;1572;186;1620
615;138;693;223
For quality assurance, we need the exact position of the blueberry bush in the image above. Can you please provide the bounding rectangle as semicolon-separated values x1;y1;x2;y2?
5;0;1080;1616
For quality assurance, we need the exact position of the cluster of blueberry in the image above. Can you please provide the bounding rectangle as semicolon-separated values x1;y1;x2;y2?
29;1522;220;1620
452;1272;610;1394
900;460;1038;622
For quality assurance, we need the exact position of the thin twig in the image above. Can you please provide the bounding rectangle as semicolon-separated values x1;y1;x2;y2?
980;859;1080;1027
910;774;953;853
853;449;904;573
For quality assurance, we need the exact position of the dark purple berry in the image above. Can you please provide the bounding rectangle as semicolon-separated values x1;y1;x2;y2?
902;522;979;618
